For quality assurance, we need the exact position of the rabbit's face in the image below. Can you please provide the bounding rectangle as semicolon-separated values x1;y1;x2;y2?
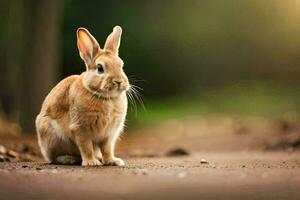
77;26;129;98
83;52;129;98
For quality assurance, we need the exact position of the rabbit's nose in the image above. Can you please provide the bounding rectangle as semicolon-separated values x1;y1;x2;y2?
113;79;123;86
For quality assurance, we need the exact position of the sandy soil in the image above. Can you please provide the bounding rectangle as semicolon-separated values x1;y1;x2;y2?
0;117;300;200
0;152;299;200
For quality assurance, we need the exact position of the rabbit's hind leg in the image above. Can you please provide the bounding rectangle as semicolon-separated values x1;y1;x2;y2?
36;115;79;164
53;155;81;165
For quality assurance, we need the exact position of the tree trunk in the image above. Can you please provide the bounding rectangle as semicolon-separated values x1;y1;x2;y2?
18;0;62;133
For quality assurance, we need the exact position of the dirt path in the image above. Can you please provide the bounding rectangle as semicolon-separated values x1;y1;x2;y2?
0;152;299;200
1;117;300;199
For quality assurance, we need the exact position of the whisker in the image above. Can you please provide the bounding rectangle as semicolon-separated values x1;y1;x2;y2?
126;89;137;115
130;84;144;91
128;76;147;84
129;83;146;111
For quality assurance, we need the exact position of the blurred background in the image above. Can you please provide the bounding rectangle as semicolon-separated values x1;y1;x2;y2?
1;0;300;140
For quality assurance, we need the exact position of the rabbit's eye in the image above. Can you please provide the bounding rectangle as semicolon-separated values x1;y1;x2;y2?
97;64;104;74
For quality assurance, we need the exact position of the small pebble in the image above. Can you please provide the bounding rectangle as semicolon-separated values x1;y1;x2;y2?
166;148;190;157
7;150;19;158
0;145;7;154
200;159;209;164
0;155;10;162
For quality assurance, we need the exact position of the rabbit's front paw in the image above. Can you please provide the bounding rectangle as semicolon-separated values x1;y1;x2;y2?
104;157;125;166
82;158;102;166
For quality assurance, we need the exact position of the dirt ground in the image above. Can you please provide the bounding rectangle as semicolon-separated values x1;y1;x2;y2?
0;117;300;200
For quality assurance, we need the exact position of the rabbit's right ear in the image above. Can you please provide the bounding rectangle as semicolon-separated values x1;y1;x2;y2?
77;28;100;67
104;26;122;55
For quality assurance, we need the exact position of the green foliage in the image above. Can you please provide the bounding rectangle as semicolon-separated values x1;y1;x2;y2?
128;82;300;126
62;0;300;98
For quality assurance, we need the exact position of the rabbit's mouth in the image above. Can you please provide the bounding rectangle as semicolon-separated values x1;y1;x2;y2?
117;84;130;92
88;90;121;100
110;85;129;95
82;80;118;99
95;86;128;99
100;90;125;99
84;79;129;99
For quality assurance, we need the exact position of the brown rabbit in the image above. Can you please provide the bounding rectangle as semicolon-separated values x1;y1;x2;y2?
35;26;129;166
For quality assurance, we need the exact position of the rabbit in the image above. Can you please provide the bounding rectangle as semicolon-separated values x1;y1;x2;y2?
35;26;130;166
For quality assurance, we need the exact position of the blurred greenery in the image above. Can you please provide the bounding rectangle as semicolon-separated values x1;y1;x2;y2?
62;0;300;96
128;82;300;126
1;0;300;132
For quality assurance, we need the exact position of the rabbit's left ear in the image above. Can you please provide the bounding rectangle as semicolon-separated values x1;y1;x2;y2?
104;26;122;55
77;27;100;66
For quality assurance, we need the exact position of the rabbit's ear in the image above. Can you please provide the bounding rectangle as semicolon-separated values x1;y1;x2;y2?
77;28;100;66
104;26;122;55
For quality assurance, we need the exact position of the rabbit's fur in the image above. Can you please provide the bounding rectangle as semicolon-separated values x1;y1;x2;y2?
36;26;129;166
